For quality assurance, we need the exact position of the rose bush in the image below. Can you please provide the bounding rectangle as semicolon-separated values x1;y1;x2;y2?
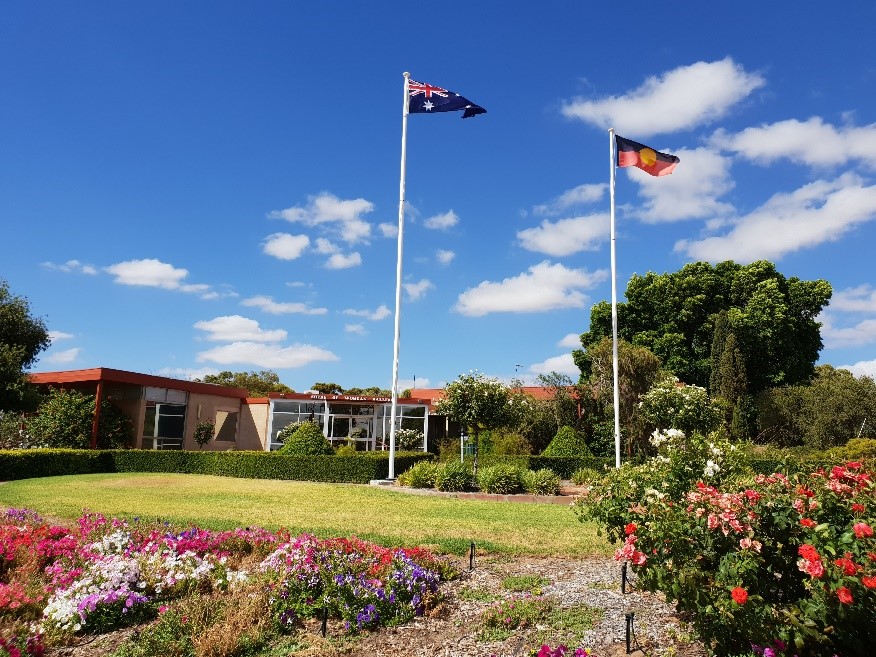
577;446;876;656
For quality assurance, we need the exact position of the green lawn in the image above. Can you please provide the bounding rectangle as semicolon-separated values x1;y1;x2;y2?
0;473;610;557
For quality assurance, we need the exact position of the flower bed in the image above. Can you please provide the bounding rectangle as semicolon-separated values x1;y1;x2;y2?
0;509;454;655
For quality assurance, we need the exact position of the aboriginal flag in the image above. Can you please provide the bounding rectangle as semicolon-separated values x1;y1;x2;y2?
615;135;679;176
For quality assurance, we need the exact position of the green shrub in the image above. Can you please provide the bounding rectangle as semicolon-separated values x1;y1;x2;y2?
476;463;523;494
522;468;561;495
275;421;307;444
571;467;600;485
192;421;214;448
25;388;132;449
839;437;876;460
397;460;438;488
541;426;591;458
278;422;334;456
487;429;532;455
434;460;472;492
335;439;358;456
394;428;424;450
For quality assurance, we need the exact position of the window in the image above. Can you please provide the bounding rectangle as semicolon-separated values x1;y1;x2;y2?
143;401;186;450
215;411;238;442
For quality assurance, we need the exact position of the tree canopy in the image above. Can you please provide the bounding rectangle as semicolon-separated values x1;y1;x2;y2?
0;280;50;411
198;370;293;397
574;261;831;395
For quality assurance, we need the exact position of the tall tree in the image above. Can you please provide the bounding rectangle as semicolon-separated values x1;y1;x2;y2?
435;372;514;475
574;261;831;395
0;280;50;411
198;370;293;397
310;382;344;395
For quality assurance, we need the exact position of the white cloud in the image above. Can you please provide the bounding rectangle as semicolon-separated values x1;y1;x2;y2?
828;285;876;312
436;249;455;265
838;359;876;379
194;315;287;342
155;367;220;381
558;333;581;349
627;147;736;222
343;304;391;321
44;347;81;364
241;295;328;315
404;279;434;301
262;233;310;260
48;330;74;343
398;377;431;391
196;341;339;369
345;323;367;335
105;258;209;293
676;174;876;262
269;192;374;244
711;118;876;169
41;259;97;275
528;353;580;378
821;315;876;348
533;183;607;216
562;58;765;136
517;213;608;256
454;261;608;317
325;252;362;269
424;210;459;230
379;222;398;238
315;238;338;254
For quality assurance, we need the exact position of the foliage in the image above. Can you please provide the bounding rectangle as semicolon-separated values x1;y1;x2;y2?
0;411;42;450
0;280;50;413
24;388;132;449
277;422;334;456
198;370;293;397
542;426;592;458
571;467;600;485
434;460;473;492
638;377;724;438
522;468;561;495
345;386;391;397
479;595;554;640
756;365;876;448
436;372;515;474
534;372;582;431
574;337;663;454
476;463;524;494
574;261;832;396
0;448;434;484
502;574;549;594
396;460;439;488
575;431;876;656
485;429;532;456
393;428;423;450
192;421;214;448
310;382;343;395
509;396;560;455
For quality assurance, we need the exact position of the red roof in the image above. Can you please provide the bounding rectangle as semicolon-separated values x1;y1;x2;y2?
28;367;249;399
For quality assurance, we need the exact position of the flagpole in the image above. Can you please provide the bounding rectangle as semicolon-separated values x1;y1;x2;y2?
388;71;411;480
609;128;621;469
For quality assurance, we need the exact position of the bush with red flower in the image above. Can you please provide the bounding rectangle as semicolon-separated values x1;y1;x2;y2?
576;435;876;656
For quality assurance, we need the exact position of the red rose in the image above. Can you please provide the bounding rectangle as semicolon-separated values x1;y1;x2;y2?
852;503;865;513
853;522;873;539
624;523;637;536
800;518;816;528
731;586;748;605
862;576;876;589
836;586;853;604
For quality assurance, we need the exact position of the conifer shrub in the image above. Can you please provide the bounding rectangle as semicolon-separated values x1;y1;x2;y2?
541;426;592;458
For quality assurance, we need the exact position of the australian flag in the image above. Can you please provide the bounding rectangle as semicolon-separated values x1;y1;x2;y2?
408;79;486;118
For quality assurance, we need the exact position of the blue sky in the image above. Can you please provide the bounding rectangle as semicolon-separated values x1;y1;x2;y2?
3;2;876;392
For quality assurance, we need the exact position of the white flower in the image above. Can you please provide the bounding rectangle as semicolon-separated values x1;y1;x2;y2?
703;460;721;477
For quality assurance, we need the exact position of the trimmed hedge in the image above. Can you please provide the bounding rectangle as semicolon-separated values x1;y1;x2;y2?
464;454;612;478
0;449;434;484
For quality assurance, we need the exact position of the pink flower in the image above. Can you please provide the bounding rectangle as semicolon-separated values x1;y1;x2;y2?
853;522;873;539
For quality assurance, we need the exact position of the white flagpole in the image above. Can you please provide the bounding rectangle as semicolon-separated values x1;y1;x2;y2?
609;128;622;469
388;71;411;480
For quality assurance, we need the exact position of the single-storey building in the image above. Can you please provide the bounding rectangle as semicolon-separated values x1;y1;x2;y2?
28;368;433;452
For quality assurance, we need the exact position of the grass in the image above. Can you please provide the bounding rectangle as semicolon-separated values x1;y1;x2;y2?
0;472;610;557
